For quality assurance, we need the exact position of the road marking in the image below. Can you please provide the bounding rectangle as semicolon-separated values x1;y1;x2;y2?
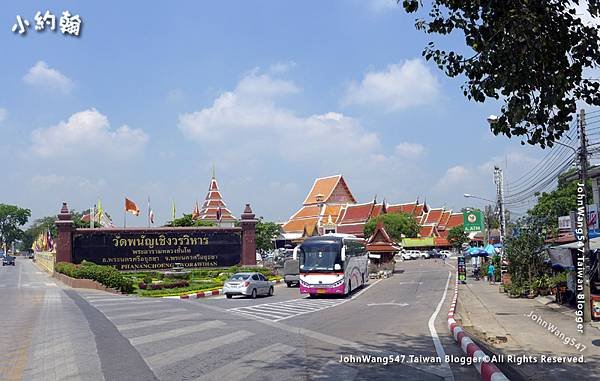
193;342;295;381
146;330;254;370
87;297;138;303
229;298;347;322
428;270;454;381
116;312;203;331
17;263;22;288
95;301;163;313
107;308;188;320
312;360;359;381
130;320;225;345
367;302;409;307
91;299;153;306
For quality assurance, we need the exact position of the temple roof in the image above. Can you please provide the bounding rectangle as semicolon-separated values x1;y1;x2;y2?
302;175;357;205
419;224;436;237
423;208;444;225
199;176;236;221
283;217;319;234
366;220;401;253
446;213;464;229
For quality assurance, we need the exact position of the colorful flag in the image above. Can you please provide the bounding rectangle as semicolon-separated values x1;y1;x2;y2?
42;231;48;251
47;228;54;251
97;198;103;220
171;200;176;220
125;198;140;216
192;201;200;220
148;197;155;225
216;206;222;222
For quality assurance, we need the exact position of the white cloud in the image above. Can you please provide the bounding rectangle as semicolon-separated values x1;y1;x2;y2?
179;70;379;168
342;59;440;112
31;108;148;159
394;142;425;158
367;0;399;12
0;108;6;123
23;61;74;94
436;165;471;191
269;61;297;74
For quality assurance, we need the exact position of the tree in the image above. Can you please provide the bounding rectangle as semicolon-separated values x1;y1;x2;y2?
505;217;547;288
0;204;31;248
255;218;282;253
164;214;216;227
20;216;57;251
363;212;420;241
528;178;591;231
447;225;469;250
402;0;600;148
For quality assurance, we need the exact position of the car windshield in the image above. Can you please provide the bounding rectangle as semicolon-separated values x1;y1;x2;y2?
299;242;341;272
229;274;251;281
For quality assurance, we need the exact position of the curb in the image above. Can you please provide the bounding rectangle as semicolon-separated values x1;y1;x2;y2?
448;276;509;381
163;279;285;300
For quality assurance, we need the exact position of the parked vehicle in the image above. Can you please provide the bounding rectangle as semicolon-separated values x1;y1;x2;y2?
283;259;300;287
409;250;420;259
223;272;274;299
420;251;431;259
297;234;368;297
439;250;452;258
2;255;15;266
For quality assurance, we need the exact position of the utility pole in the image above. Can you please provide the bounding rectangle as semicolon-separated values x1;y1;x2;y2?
494;166;508;282
578;109;592;323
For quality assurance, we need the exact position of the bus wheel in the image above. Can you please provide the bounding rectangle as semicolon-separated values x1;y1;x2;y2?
309;293;316;298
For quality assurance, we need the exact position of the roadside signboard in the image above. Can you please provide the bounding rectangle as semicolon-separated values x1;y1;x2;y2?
463;210;484;233
457;256;466;282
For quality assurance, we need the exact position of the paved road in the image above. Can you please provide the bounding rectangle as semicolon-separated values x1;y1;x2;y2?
1;257;480;381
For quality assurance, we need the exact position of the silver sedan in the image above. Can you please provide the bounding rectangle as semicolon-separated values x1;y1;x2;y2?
223;272;274;299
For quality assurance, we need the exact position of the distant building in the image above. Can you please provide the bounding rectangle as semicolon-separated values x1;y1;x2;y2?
198;174;236;227
282;174;464;248
282;175;356;240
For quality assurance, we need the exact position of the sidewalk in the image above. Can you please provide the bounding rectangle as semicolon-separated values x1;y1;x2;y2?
456;277;600;381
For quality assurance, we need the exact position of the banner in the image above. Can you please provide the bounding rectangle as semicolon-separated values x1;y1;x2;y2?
463;210;484;233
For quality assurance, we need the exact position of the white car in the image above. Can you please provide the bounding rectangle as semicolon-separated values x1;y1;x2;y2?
400;251;413;260
439;250;452;258
223;272;274;299
409;250;420;259
420;251;430;259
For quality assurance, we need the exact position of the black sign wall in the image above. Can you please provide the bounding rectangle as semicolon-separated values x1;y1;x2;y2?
72;229;241;271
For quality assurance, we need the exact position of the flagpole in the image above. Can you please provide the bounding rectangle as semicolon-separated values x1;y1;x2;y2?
124;199;127;228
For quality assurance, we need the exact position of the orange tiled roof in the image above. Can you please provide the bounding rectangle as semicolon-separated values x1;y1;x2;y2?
438;211;452;228
199;176;236;221
419;224;436;237
446;213;464;229
337;223;367;237
337;202;373;224
283;217;319;233
387;202;416;214
323;204;343;220
291;205;321;219
434;237;450;247
302;175;356;205
424;208;444;225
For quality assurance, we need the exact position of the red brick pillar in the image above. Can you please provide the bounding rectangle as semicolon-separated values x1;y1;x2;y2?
55;202;74;263
240;204;257;266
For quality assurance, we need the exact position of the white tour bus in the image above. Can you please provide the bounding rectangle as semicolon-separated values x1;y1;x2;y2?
294;234;368;297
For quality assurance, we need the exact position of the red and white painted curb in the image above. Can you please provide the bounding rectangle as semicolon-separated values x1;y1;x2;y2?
163;278;285;300
448;276;510;381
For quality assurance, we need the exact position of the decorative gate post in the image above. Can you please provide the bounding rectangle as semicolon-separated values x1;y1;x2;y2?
240;204;257;266
55;202;74;263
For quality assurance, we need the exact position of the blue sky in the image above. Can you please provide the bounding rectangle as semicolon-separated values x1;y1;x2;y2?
0;1;553;225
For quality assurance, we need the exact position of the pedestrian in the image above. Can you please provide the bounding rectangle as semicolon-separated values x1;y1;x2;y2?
487;262;495;285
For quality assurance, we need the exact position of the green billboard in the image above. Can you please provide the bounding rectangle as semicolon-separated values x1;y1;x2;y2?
463;210;484;233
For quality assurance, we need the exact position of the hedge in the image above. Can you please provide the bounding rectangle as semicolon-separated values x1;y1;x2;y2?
55;261;134;293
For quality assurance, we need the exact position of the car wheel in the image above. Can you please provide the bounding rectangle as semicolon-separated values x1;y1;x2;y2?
251;288;257;299
309;293;317;298
268;286;274;296
286;282;291;287
226;294;232;299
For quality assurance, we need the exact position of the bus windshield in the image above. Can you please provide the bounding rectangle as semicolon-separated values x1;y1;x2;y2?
299;241;342;272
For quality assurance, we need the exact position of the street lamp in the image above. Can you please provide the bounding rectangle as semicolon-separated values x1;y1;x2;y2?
463;193;497;204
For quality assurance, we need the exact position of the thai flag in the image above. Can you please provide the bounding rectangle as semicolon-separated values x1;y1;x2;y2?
47;228;54;251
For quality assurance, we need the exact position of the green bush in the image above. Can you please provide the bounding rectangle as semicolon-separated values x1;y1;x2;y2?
55;261;134;293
